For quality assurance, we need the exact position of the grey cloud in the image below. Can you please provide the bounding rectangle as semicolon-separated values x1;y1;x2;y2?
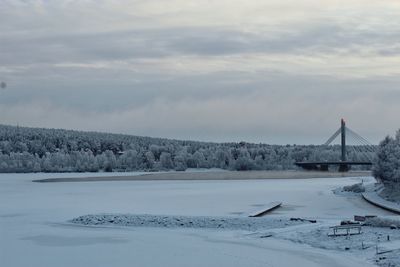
377;46;400;56
2;23;400;67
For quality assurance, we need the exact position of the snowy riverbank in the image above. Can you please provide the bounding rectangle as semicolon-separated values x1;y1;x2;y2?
71;213;400;267
363;190;400;214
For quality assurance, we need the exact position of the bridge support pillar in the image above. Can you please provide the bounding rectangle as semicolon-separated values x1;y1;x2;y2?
338;164;349;172
341;119;347;162
320;164;329;171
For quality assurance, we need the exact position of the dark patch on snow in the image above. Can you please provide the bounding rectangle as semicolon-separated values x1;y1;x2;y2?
71;214;306;231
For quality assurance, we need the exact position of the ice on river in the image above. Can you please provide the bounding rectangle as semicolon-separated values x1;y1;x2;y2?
0;172;391;267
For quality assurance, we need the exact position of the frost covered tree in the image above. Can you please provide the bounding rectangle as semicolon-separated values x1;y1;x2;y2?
160;152;174;170
192;151;207;168
118;150;138;171
144;151;155;169
232;148;254;171
104;150;117;172
174;149;188;171
215;148;230;169
373;131;400;189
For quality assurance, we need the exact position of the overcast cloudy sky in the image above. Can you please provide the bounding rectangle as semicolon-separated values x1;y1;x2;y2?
1;0;399;144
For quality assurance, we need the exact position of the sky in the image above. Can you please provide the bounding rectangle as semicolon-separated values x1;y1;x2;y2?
1;0;400;144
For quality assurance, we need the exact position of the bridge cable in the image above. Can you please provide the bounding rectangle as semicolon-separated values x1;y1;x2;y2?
346;128;376;150
345;134;364;160
347;134;374;161
346;132;376;154
345;130;375;161
324;128;341;146
346;127;375;147
347;144;369;162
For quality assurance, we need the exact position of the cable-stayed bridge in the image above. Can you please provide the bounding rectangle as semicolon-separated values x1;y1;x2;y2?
295;119;376;172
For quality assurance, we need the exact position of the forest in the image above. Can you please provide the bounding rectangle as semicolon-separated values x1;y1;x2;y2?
0;124;375;173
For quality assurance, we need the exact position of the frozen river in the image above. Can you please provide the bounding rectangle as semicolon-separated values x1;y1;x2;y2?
0;172;390;267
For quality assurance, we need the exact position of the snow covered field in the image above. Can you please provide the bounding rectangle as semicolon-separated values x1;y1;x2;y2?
0;172;397;267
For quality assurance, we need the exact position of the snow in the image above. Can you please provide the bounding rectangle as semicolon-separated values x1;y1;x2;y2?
280;223;400;251
0;172;395;267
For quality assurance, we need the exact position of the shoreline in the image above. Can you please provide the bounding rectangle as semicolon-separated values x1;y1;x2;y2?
33;170;371;183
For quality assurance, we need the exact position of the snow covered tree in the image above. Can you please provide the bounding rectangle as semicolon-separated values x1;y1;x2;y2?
160;152;174;170
215;148;230;169
118;149;138;170
144;151;155;170
232;148;255;171
373;131;400;186
174;149;188;171
192;151;207;168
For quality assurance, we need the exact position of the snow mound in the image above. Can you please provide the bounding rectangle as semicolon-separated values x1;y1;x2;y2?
333;182;367;197
71;214;305;231
365;217;400;228
343;183;365;193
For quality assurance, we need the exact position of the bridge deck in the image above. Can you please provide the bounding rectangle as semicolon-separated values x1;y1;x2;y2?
295;161;372;172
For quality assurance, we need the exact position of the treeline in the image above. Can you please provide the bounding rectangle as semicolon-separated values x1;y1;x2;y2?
0;124;375;173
